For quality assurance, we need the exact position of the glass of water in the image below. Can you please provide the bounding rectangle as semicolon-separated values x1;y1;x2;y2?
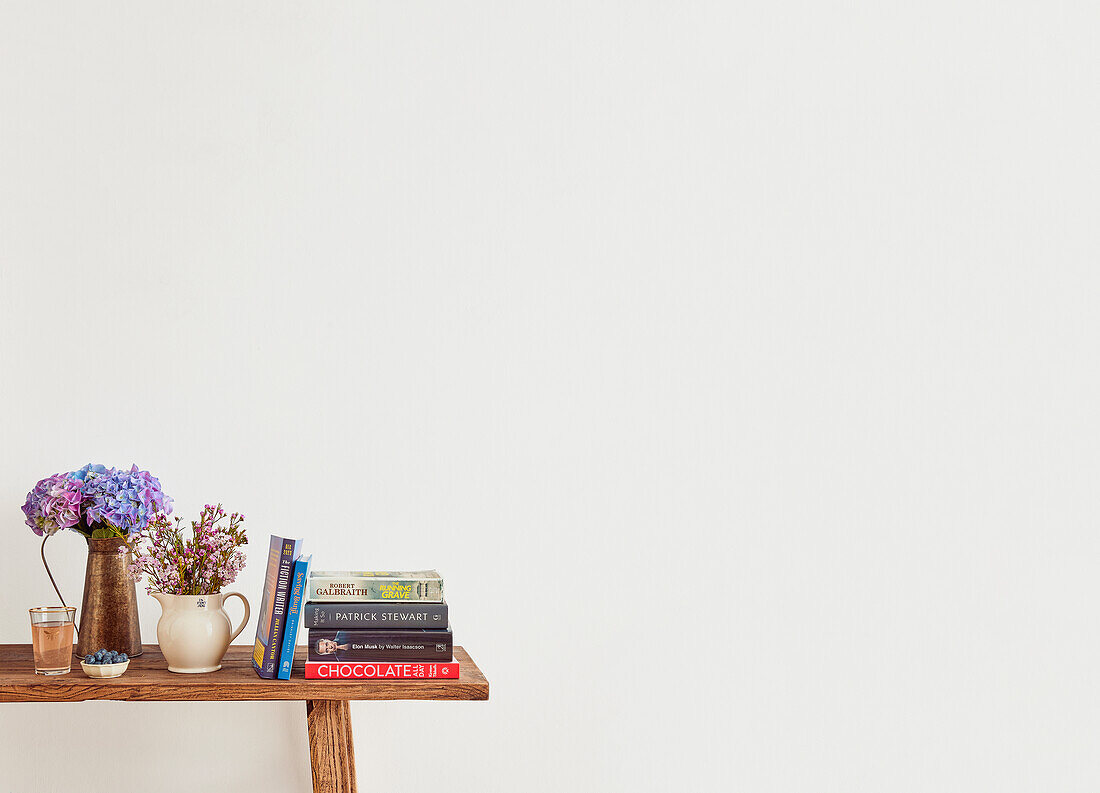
29;606;76;675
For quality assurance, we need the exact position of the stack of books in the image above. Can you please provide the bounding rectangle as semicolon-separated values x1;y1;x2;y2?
303;570;458;679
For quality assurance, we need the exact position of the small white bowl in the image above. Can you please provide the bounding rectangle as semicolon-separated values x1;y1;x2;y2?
80;659;130;679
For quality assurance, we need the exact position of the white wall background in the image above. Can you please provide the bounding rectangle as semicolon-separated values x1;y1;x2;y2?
1;2;1098;791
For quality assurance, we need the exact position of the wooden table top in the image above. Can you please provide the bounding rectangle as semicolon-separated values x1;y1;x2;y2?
0;645;488;703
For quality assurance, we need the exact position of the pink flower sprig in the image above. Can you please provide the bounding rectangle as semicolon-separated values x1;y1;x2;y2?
120;504;247;596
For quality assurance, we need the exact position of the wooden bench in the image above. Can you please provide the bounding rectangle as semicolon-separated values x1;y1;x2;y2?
0;644;489;792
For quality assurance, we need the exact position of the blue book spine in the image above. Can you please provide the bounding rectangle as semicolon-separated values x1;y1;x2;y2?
277;554;312;680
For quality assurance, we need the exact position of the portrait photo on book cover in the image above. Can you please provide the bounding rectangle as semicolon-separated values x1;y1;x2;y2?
314;636;349;657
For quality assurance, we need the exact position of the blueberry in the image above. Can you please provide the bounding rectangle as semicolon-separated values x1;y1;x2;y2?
84;655;94;664
118;653;128;662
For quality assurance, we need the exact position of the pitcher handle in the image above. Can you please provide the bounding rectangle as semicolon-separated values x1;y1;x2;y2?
223;592;251;642
40;534;78;634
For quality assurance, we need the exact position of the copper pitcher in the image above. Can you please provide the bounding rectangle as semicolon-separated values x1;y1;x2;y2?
74;537;143;657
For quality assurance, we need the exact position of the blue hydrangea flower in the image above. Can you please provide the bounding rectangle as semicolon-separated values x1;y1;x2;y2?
70;463;108;482
81;464;172;534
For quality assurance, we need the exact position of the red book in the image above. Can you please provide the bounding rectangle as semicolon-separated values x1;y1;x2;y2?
305;661;460;679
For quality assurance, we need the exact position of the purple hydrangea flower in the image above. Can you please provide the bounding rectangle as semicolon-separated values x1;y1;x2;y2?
81;464;173;534
22;474;84;536
121;464;172;516
23;463;172;538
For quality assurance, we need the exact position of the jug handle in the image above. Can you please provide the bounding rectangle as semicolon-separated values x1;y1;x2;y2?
223;592;251;642
40;534;78;635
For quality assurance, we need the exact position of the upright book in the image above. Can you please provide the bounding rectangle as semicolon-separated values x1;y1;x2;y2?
308;570;444;602
303;602;448;630
277;553;312;680
251;535;303;679
307;628;453;662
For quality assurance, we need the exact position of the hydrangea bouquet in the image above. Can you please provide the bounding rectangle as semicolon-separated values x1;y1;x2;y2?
122;504;247;596
21;463;172;539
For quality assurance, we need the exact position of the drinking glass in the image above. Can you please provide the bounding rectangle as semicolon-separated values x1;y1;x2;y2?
29;606;76;675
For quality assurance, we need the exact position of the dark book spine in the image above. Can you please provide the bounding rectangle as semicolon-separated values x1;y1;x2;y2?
260;538;298;677
307;629;453;662
303;602;449;630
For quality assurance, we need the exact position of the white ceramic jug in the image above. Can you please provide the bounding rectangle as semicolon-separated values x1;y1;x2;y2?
152;591;250;673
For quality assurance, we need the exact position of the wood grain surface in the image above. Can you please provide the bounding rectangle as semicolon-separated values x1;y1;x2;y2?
307;699;358;793
0;645;488;703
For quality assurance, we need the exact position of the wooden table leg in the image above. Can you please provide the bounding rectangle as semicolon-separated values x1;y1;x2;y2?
307;700;358;793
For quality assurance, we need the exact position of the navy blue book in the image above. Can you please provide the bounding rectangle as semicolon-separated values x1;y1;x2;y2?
251;536;303;678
